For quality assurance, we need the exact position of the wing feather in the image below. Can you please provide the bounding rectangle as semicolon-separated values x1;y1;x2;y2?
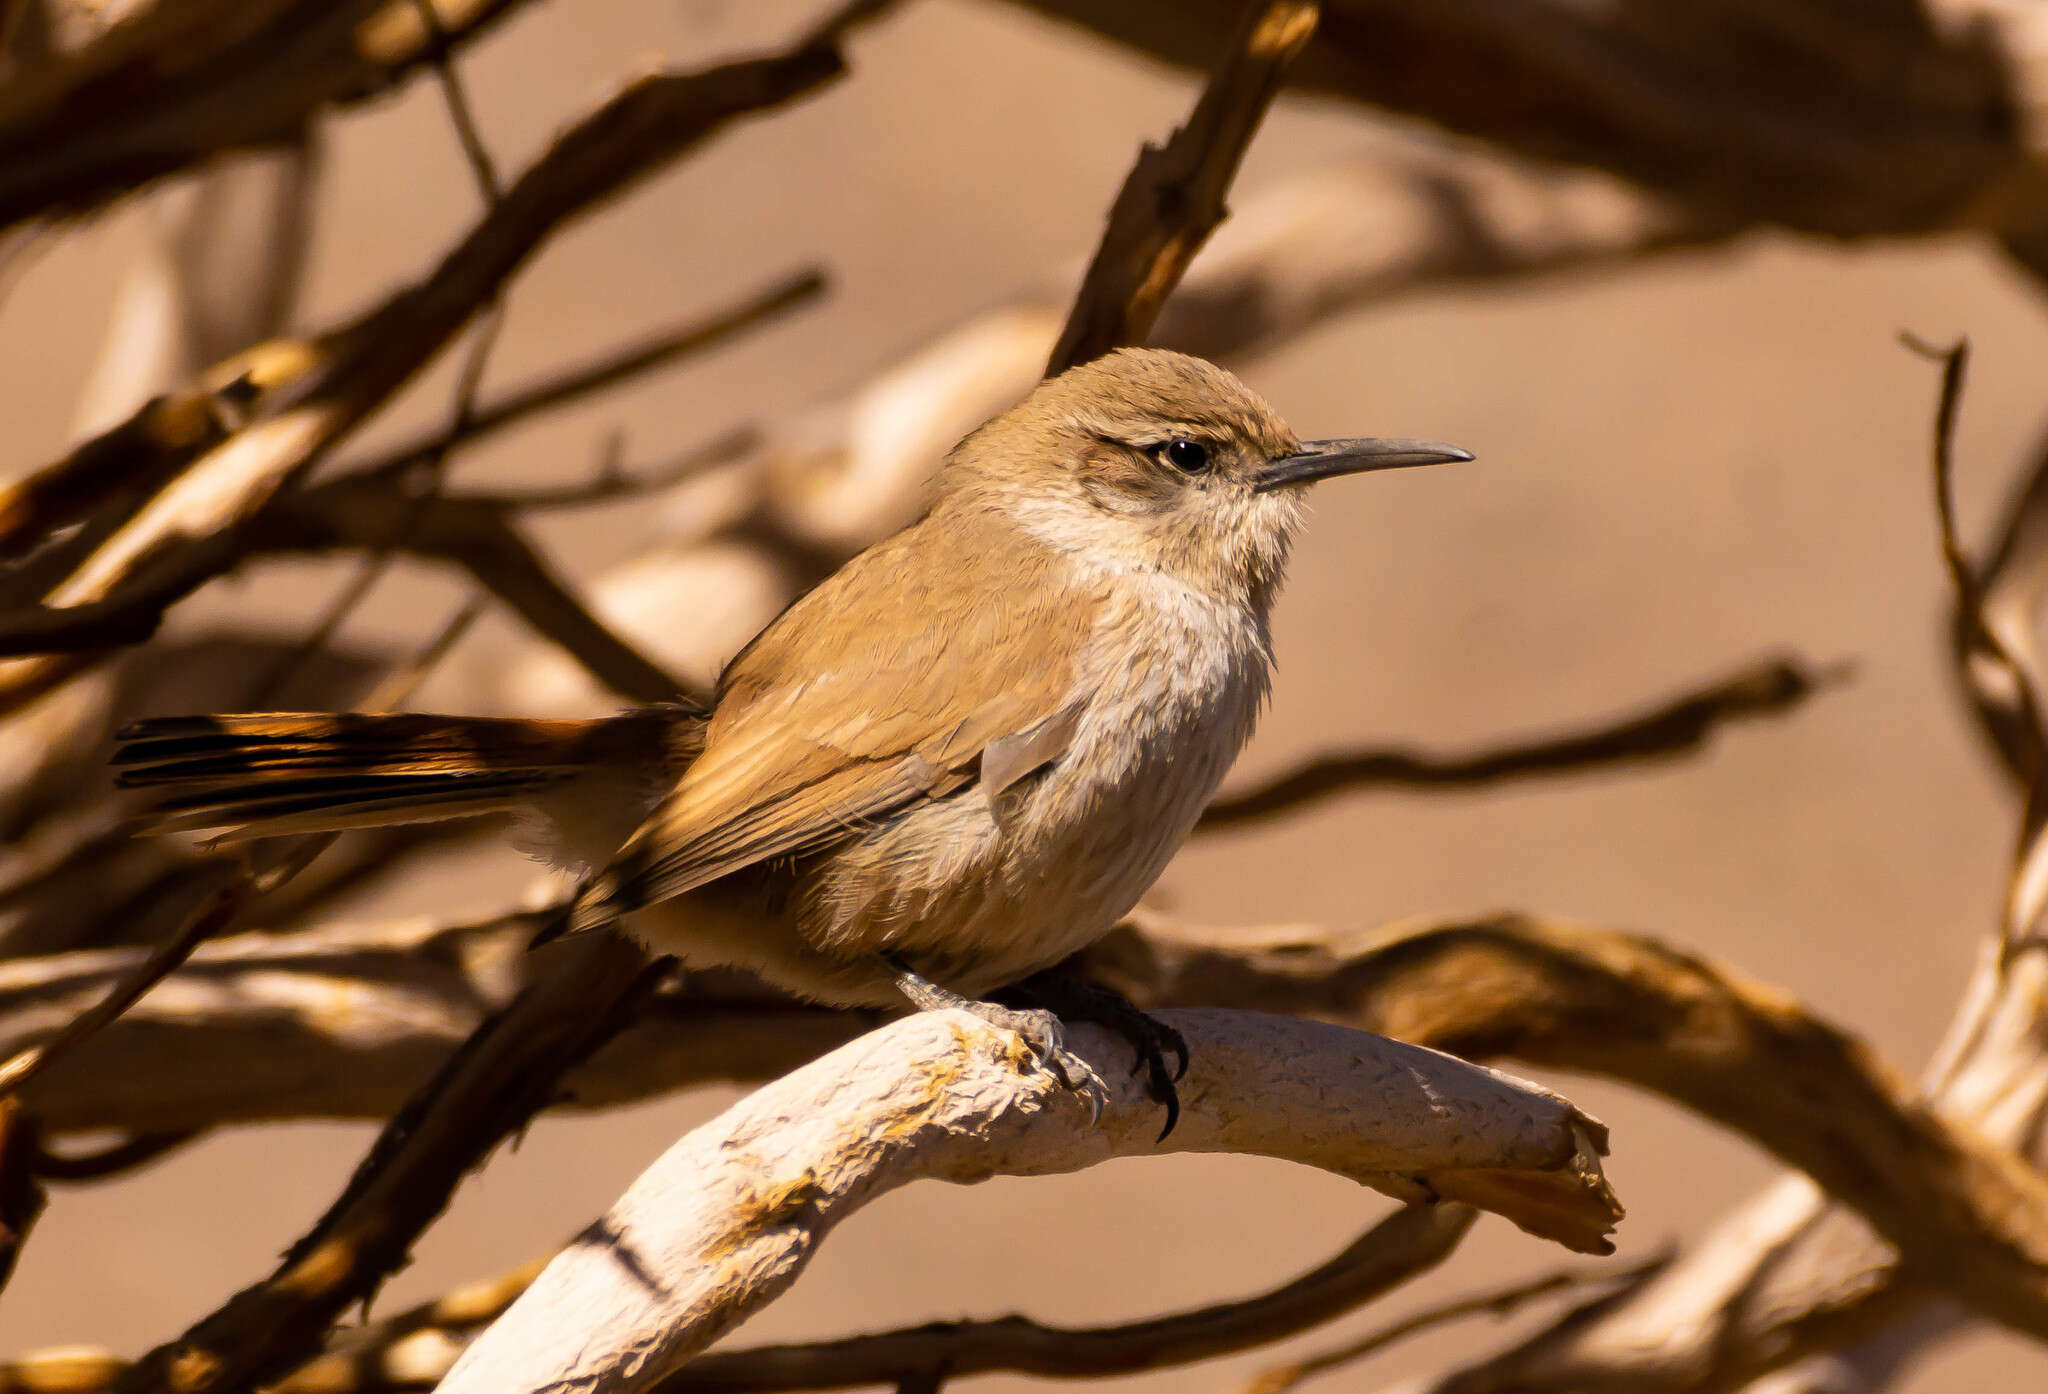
566;511;1103;935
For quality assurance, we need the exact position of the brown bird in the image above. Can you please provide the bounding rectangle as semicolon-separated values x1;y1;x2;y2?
114;348;1468;1128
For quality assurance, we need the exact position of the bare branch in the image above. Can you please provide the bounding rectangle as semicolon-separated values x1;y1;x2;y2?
15;905;2048;1355
113;930;657;1394
0;0;532;230
0;869;243;1099
1090;911;2048;1347
0;1099;43;1296
1237;1248;1667;1394
660;1203;1475;1392
0;1207;1476;1394
1007;0;2046;253
0;6;873;706
1198;655;1843;831
340;269;822;483
258;481;699;703
435;1009;1617;1394
1046;0;1318;374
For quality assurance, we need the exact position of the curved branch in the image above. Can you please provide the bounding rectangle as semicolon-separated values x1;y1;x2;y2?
1198;655;1842;830
22;906;2048;1361
435;1008;1617;1394
1088;912;2048;1346
0;1206;1477;1394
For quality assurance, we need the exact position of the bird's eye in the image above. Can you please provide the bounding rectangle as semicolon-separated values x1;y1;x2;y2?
1160;438;1211;473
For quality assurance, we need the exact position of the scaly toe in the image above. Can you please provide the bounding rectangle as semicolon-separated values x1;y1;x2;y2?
1048;1048;1109;1124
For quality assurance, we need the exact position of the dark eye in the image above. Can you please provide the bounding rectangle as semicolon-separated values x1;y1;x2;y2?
1160;438;1211;473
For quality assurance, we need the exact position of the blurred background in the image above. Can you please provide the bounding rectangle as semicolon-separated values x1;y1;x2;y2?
0;0;2042;1389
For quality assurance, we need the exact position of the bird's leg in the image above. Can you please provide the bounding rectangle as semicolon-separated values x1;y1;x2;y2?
883;953;1107;1123
1000;969;1187;1140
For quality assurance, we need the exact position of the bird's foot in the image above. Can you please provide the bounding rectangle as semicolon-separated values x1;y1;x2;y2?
1003;969;1187;1140
885;956;1108;1123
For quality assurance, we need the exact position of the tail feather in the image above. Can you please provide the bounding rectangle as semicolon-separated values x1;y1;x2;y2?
115;708;698;841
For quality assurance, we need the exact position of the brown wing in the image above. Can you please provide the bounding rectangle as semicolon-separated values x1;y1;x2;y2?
565;511;1101;933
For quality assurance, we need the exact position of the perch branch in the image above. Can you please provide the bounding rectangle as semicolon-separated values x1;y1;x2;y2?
435;1008;1618;1394
1047;0;1318;374
15;908;2048;1355
1379;340;2048;1393
1198;654;1842;830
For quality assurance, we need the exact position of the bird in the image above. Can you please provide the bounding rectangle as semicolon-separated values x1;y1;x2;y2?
113;348;1469;1131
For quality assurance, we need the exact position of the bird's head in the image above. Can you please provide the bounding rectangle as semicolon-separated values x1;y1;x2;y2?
938;347;1469;609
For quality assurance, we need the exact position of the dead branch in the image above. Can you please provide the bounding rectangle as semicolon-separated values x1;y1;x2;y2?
112;930;657;1394
341;270;823;482
1198;654;1841;830
0;1099;42;1296
1237;1248;1667;1394
0;868;243;1097
1380;941;2048;1394
70;140;317;441
0;4;874;709
0;575;484;1104
1372;320;2048;1394
0;0;530;230
1086;911;2048;1348
434;1009;1618;1394
1008;0;2048;259
1046;0;1318;374
258;479;701;703
0;1207;1476;1394
651;1204;1474;1393
15;903;2048;1358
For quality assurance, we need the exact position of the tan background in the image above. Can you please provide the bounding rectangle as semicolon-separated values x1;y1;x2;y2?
0;1;2042;1388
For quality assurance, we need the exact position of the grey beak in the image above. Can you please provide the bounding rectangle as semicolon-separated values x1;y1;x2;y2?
1254;437;1473;492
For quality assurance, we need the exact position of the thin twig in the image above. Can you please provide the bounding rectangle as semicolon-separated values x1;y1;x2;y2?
1234;1248;1671;1394
255;11;505;708
1903;335;2048;948
656;1204;1474;1392
1047;0;1319;374
459;426;759;511
411;0;505;201
29;1129;200;1182
1198;655;1847;830
0;872;246;1099
343;270;821;482
0;10;873;702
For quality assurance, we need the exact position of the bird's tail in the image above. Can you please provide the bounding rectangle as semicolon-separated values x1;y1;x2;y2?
113;707;700;841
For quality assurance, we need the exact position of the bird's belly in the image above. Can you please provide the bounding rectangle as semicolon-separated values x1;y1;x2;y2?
790;690;1249;996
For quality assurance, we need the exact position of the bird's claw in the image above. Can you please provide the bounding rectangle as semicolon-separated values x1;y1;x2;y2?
999;1005;1109;1124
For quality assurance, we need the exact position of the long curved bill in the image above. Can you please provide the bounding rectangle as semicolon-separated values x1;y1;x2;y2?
1253;437;1473;492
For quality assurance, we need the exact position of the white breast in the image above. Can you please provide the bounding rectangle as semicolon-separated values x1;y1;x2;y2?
817;569;1272;993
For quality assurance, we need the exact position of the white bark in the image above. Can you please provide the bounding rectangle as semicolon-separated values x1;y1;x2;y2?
435;1008;1616;1394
